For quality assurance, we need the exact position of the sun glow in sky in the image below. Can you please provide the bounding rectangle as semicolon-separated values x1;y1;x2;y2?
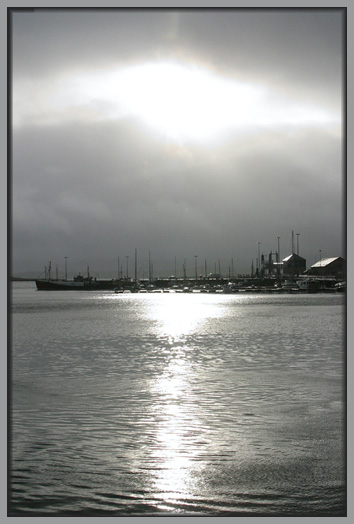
11;9;344;276
108;62;264;141
14;61;339;143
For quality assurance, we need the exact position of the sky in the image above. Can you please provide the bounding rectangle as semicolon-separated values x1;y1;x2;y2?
11;8;345;279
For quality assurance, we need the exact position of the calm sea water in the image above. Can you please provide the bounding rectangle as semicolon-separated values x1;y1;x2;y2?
10;281;346;516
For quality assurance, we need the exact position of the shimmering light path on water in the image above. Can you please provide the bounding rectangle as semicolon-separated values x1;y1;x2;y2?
10;283;346;515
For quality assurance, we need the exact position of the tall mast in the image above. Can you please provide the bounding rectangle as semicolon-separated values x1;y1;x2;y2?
149;251;151;282
135;248;137;283
277;237;280;263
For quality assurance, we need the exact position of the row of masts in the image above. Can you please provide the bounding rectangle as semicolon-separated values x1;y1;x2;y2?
45;254;237;281
116;251;235;281
43;231;303;281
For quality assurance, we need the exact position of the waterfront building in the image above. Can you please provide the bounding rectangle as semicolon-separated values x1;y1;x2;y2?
282;253;306;278
305;257;346;279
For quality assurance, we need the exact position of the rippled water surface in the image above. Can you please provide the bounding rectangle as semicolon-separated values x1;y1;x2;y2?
10;282;346;516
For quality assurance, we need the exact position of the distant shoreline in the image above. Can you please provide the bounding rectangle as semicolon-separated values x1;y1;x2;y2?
11;277;36;282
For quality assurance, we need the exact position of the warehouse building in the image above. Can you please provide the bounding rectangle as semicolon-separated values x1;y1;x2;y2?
282;253;306;278
305;257;345;279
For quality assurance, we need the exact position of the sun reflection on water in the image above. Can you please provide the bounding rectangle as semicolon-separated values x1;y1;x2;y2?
144;296;224;509
150;356;203;507
147;294;225;342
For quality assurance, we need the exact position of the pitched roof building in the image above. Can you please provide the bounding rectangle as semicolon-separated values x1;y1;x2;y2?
282;253;306;277
305;257;345;278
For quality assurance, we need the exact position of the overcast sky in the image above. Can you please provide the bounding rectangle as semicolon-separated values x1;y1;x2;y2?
11;8;345;278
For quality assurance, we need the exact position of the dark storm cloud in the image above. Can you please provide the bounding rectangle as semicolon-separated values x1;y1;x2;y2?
12;10;182;76
11;8;345;277
13;119;342;276
180;10;342;93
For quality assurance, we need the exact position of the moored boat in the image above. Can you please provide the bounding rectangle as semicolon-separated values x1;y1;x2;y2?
36;273;120;291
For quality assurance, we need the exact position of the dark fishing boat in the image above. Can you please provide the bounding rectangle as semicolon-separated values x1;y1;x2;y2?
35;262;124;291
35;273;120;291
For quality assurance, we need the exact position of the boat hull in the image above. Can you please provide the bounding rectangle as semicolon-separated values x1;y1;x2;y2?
35;279;118;291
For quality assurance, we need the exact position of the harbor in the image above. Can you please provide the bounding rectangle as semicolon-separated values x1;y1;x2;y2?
34;273;345;294
10;8;346;518
33;244;345;294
